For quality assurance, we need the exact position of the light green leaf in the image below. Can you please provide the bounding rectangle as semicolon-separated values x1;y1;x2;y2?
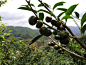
66;4;78;15
61;15;74;21
53;1;66;10
81;13;86;27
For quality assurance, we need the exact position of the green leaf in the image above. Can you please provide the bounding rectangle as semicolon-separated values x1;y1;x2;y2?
61;15;74;21
57;8;67;12
29;35;43;45
81;24;86;36
81;28;85;37
38;9;56;18
66;4;78;15
74;11;79;18
81;13;86;27
57;12;65;18
18;7;37;13
38;3;50;8
21;4;35;7
53;1;66;10
30;4;35;7
39;12;44;21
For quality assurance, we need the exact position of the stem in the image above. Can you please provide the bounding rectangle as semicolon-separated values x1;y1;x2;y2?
49;36;86;60
38;0;86;50
25;0;86;60
38;0;53;14
62;23;86;50
26;0;60;32
73;19;80;30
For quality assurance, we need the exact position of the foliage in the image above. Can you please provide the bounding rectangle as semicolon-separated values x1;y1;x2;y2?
1;0;86;65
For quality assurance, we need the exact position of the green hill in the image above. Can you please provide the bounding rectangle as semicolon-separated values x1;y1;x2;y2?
7;26;40;39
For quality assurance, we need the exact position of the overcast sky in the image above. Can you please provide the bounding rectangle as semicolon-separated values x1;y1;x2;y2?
0;0;86;29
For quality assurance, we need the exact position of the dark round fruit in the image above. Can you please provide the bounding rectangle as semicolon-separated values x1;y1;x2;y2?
36;20;43;28
60;37;69;45
59;31;69;39
45;16;52;22
48;42;55;46
57;26;65;31
53;30;58;35
39;27;47;35
28;16;37;25
51;19;61;27
44;29;52;36
55;21;61;27
54;35;60;40
51;19;57;25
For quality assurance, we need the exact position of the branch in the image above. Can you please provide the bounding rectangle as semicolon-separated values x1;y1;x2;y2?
25;0;60;32
38;0;53;14
49;36;86;60
37;0;86;50
25;0;86;59
62;23;86;50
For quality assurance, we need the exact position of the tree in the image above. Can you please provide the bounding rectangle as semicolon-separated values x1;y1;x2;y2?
18;0;86;60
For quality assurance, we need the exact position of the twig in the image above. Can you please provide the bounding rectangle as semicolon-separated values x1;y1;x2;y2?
25;0;86;60
49;36;86;60
25;0;60;32
62;23;86;50
38;0;53;14
38;0;86;50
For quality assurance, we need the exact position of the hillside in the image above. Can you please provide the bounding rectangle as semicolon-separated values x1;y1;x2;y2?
6;26;82;39
7;26;40;39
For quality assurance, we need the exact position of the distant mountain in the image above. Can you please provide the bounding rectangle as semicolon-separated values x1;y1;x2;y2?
7;26;40;39
6;26;82;38
68;26;80;34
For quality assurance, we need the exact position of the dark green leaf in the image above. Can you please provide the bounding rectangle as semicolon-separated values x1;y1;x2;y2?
38;9;56;18
30;4;35;7
18;7;37;13
61;15;74;21
57;12;65;18
81;27;85;37
30;35;43;45
74;11;79;18
39;12;44;21
83;24;86;30
81;24;86;36
53;2;66;10
81;13;86;27
66;4;78;15
57;8;67;12
38;3;50;8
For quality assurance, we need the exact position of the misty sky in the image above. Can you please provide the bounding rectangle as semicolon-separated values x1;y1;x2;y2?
0;0;86;29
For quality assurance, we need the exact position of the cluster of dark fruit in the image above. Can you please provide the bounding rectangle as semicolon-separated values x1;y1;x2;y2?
45;16;69;45
28;16;52;37
28;16;69;45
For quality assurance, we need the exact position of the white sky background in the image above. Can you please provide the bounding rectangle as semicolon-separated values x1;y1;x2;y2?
0;0;86;29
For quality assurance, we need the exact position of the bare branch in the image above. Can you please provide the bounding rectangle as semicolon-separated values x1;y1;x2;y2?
49;36;86;60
